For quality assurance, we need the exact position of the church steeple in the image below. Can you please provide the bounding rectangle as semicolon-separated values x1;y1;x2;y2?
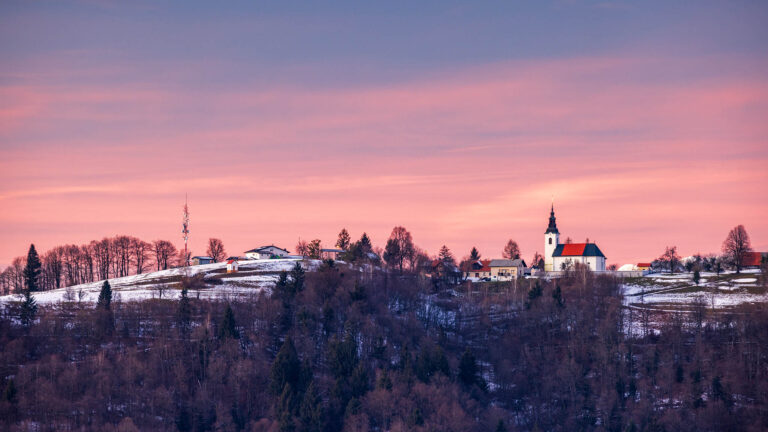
545;204;559;234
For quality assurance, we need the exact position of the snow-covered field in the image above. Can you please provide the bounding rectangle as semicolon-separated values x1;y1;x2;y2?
0;258;312;305
622;269;766;311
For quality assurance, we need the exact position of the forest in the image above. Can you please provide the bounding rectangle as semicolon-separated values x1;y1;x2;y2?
1;260;767;432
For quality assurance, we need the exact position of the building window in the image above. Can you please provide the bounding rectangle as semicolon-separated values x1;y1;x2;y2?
549;238;552;245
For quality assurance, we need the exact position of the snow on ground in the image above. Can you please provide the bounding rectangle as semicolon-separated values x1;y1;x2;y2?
0;258;311;305
623;270;766;311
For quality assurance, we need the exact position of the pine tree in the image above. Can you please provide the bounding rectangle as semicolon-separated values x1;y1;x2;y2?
177;288;191;335
693;269;701;286
439;245;455;265
3;378;17;403
270;338;302;396
469;247;481;261
458;349;478;387
95;280;114;336
495;419;507;432
336;228;351;251
97;280;112;310
552;284;565;308
289;262;305;294
299;381;324;432
23;244;42;292
358;233;372;253
19;289;37;329
218;304;239;340
376;369;393;391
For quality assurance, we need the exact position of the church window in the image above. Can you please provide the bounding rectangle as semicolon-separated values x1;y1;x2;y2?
549;238;552;245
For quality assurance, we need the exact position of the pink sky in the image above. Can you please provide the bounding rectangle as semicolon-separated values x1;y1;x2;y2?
1;52;767;267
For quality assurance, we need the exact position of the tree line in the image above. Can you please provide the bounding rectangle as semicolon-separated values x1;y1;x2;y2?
0;237;229;295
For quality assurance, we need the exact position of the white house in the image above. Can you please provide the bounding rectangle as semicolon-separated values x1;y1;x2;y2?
226;259;239;273
244;245;290;260
544;205;606;272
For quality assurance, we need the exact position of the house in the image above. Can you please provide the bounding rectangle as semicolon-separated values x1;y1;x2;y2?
742;252;766;268
321;248;344;260
429;259;461;285
544;205;607;272
191;256;213;265
226;259;239;273
244;245;290;260
637;262;652;271
489;258;527;281
463;259;492;280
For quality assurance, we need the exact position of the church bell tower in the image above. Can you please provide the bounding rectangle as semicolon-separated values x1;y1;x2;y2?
544;204;560;271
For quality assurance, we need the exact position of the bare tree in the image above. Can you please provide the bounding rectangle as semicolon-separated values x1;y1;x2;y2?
722;225;752;274
502;239;521;260
153;240;178;270
206;238;227;262
131;238;151;274
295;239;309;257
531;251;544;269
656;246;681;273
92;239;111;280
43;247;64;290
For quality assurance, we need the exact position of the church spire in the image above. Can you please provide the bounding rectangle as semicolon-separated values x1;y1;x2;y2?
545;203;559;234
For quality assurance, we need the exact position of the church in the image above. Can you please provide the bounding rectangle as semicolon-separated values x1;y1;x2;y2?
544;205;607;272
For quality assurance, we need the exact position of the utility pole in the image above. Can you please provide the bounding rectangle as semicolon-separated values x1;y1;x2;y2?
182;194;190;266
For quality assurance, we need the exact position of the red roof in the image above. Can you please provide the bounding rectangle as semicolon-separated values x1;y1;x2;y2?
637;262;652;268
227;259;238;264
560;243;587;256
742;252;763;267
462;259;491;272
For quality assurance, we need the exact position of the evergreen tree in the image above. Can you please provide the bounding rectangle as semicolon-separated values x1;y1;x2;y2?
693;269;701;286
19;289;37;329
299;381;324;432
469;246;481;261
438;245;455;265
336;228;351;251
95;280;114;336
289;262;305;295
97;280;112;310
218;304;239;340
270;338;302;396
177;288;192;335
3;379;17;403
358;233;372;253
23;244;42;292
376;369;393;391
552;284;565;308
458;349;482;388
495;419;507;432
526;280;543;309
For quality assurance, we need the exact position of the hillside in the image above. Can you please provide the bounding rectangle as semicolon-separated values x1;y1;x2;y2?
0;258;311;305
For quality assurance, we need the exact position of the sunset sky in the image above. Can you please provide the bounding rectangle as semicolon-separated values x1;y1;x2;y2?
1;0;767;267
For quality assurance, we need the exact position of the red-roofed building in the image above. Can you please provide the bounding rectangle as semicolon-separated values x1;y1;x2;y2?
544;205;607;272
741;252;765;268
637;263;652;271
226;259;239;273
463;259;492;280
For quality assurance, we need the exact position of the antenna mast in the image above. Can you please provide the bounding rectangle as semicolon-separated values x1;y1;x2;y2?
182;194;190;266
